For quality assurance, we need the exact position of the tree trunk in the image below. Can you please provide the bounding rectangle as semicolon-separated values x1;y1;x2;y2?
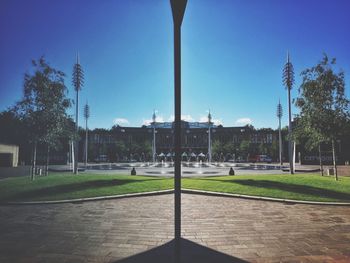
31;141;37;181
318;144;323;176
45;145;50;176
332;139;338;180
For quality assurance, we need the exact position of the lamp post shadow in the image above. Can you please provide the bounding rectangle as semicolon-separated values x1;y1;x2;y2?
114;238;248;263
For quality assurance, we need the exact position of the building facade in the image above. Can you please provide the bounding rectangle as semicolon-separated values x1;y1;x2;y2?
84;113;279;162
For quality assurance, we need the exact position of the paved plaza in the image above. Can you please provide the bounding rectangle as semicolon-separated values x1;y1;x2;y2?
1;194;350;262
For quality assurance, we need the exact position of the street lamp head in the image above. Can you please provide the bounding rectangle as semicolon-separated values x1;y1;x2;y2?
283;51;294;90
152;110;156;123
208;109;212;123
72;53;84;92
170;0;187;27
277;100;283;119
84;102;90;120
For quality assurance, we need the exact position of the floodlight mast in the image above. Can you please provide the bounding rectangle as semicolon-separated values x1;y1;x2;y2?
283;52;295;174
152;110;157;163
170;0;187;260
208;110;212;163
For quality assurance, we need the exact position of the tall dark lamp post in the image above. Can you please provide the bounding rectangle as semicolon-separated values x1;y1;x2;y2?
283;52;294;174
170;0;187;259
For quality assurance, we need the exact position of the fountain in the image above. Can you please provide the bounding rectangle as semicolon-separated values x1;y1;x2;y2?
198;160;203;174
85;160;287;176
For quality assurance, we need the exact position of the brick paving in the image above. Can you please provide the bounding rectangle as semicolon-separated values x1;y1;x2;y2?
1;194;350;262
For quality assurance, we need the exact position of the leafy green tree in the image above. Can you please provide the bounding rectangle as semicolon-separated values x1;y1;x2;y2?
292;117;326;175
88;142;99;161
107;144;116;162
294;54;350;180
115;140;127;161
15;57;72;178
211;140;224;160
141;140;152;159
224;141;236;155
258;142;267;155
269;140;279;161
239;140;250;161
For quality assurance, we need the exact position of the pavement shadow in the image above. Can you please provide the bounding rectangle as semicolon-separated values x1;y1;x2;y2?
207;179;350;201
114;238;248;263
5;178;161;201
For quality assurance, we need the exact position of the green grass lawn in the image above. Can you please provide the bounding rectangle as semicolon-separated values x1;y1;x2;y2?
183;174;350;202
0;173;173;201
0;172;350;203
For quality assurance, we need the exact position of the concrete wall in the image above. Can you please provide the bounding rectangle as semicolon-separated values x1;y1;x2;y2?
0;144;19;167
338;166;350;176
0;165;31;179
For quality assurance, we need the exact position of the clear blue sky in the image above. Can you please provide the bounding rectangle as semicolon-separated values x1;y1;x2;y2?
1;0;350;129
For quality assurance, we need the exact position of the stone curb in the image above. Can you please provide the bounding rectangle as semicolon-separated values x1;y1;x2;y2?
0;189;174;205
182;188;350;206
2;188;350;206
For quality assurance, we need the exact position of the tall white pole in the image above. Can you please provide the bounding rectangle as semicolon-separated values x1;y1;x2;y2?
208;110;212;163
153;127;156;163
85;117;88;166
152;111;157;163
279;117;282;165
71;140;75;173
208;126;211;163
293;140;296;172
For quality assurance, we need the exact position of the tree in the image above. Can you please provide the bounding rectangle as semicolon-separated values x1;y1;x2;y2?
269;140;279;161
258;142;267;155
72;54;84;174
211;140;224;161
294;54;350;180
115;140;127;161
292;117;326;175
141;140;152;160
15;57;71;178
224;141;237;155
283;52;295;174
239;140;250;161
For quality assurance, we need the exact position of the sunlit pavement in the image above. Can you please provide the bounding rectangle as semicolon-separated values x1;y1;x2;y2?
1;194;350;262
